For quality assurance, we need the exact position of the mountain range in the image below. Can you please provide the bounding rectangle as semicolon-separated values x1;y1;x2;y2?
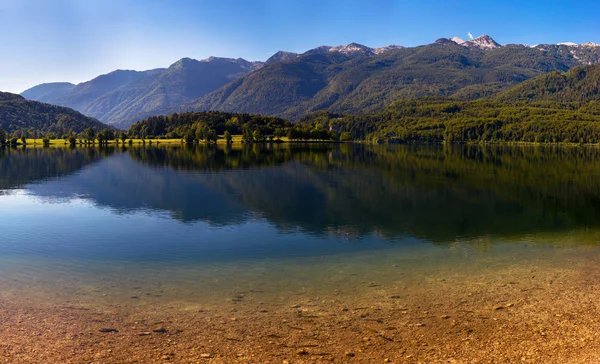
21;35;600;129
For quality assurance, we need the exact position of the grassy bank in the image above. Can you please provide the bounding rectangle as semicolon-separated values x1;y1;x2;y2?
4;135;340;147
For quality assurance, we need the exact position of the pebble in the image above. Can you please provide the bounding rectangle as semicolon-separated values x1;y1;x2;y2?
506;303;514;308
296;349;309;355
493;305;505;311
200;353;213;358
153;328;168;333
440;315;451;319
345;352;355;357
99;328;118;333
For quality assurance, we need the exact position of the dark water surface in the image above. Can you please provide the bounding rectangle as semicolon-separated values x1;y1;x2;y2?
2;144;600;306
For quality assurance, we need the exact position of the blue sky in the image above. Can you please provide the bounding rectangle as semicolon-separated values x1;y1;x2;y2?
1;0;599;93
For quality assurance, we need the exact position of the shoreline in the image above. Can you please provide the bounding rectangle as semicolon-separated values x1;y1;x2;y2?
3;244;600;363
3;138;600;149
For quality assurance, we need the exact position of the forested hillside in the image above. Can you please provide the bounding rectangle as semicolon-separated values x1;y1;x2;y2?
297;64;600;143
0;92;107;137
124;63;600;145
494;64;600;103
184;41;592;120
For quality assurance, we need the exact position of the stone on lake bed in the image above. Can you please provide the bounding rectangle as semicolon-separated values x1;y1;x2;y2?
99;328;118;333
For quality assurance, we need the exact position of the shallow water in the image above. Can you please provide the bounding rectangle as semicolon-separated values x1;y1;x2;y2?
2;144;600;309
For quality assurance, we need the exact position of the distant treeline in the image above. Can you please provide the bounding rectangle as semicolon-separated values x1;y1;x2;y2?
128;111;340;142
124;100;600;145
297;99;600;144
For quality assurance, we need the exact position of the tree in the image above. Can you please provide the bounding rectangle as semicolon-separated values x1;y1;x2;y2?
241;126;253;143
224;130;232;144
252;129;263;142
97;128;114;145
287;128;300;141
196;127;205;142
120;132;127;144
340;132;353;142
274;128;284;140
206;129;218;143
68;135;77;146
85;128;95;144
0;128;6;145
184;131;195;144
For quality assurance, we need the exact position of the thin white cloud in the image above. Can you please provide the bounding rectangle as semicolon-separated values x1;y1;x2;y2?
468;32;474;40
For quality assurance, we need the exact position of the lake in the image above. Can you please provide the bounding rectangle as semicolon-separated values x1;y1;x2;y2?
2;144;600;362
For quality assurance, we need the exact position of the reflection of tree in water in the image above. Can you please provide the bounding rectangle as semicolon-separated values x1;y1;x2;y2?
127;144;341;172
0;146;112;190
9;144;600;245
128;144;600;243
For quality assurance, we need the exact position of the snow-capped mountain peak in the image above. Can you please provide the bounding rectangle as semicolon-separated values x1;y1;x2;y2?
329;43;374;56
463;34;502;49
304;43;403;57
450;37;465;44
446;34;501;49
581;42;600;48
373;45;404;54
555;42;600;48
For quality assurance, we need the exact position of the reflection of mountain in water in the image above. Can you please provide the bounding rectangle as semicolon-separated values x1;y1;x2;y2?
10;144;600;243
191;145;600;242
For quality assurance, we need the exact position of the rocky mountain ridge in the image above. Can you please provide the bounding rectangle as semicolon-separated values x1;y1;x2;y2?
21;35;600;128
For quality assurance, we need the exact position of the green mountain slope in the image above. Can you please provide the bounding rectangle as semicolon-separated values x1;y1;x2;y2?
297;64;600;143
0;92;107;135
494;63;600;102
125;61;600;144
185;41;586;120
